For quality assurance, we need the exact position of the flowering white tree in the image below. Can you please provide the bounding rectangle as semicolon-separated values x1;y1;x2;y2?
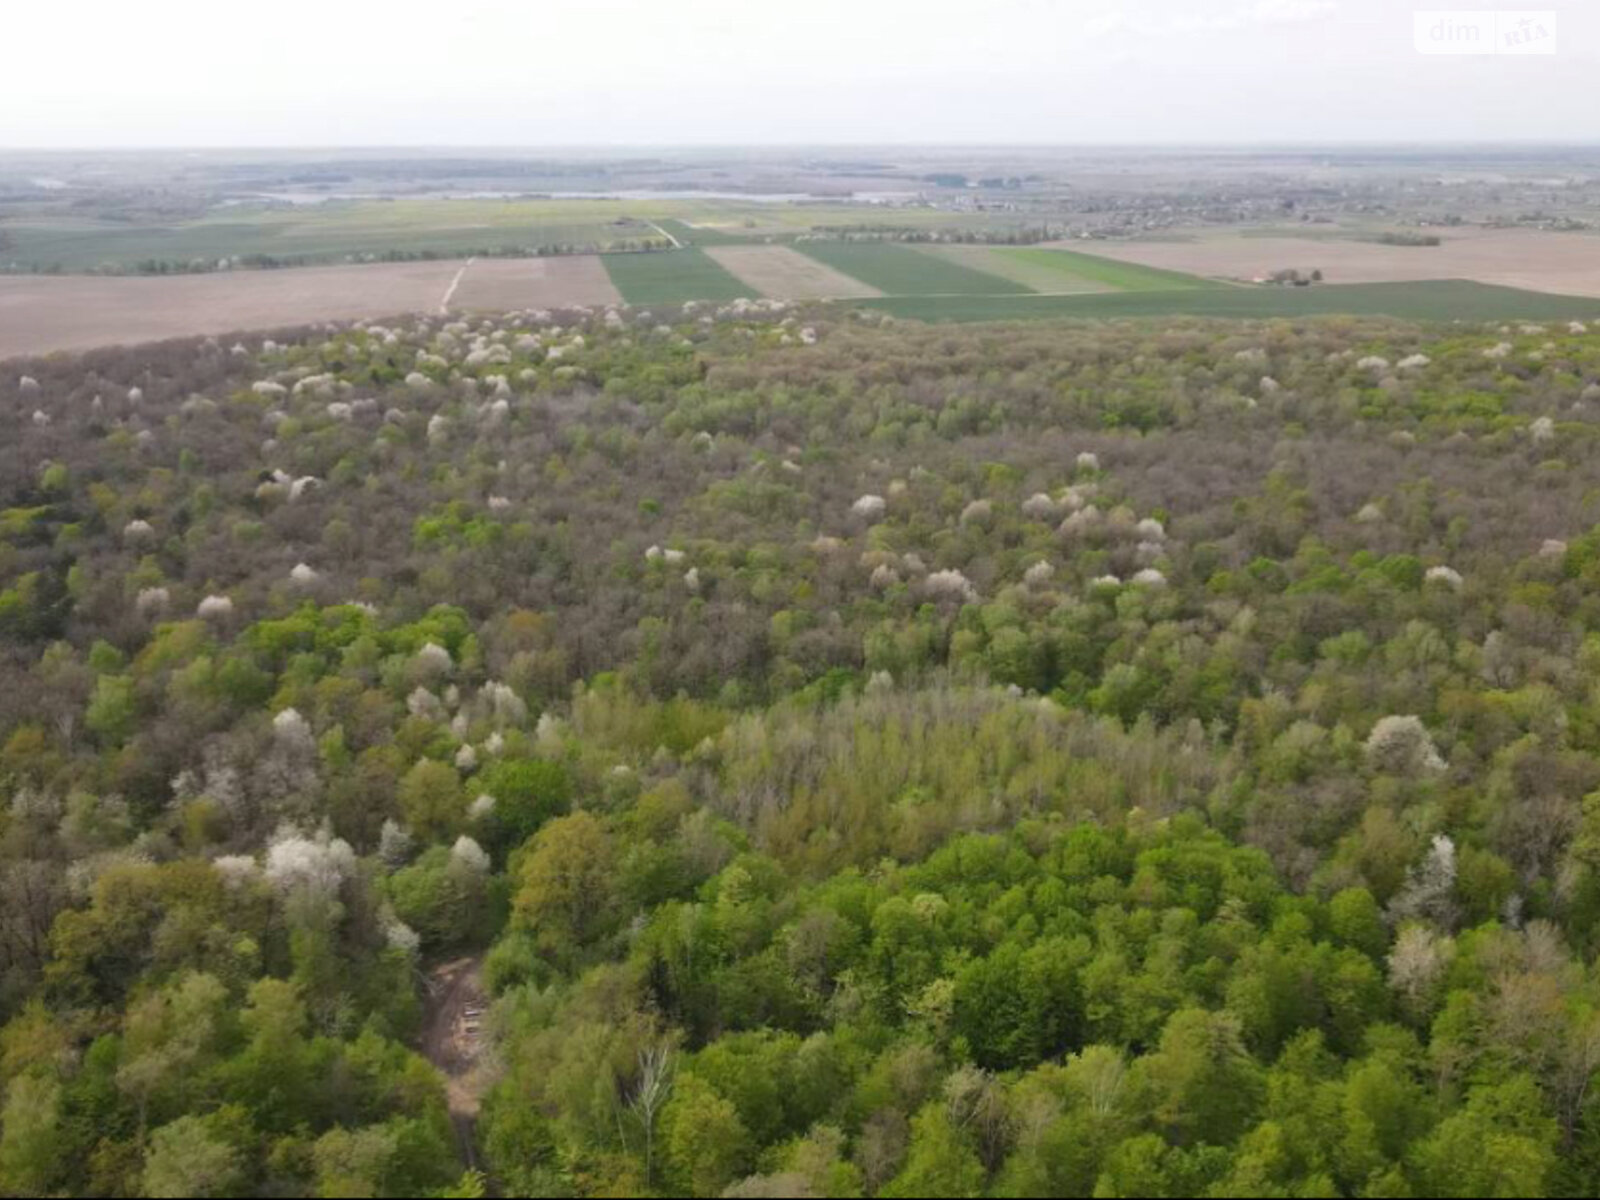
1021;493;1059;521
449;835;491;877
196;595;233;619
135;587;170;617
378;819;413;868
479;681;527;727
415;642;453;677
1365;715;1446;775
1390;834;1459;929
1387;924;1455;1016
264;825;355;928
851;494;887;521
380;908;421;956
272;708;314;752
924;569;977;603
1425;566;1463;590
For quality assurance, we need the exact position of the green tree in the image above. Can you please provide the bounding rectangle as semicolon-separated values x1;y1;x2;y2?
85;675;137;745
475;758;572;853
1138;1008;1264;1146
398;759;463;841
312;1124;398;1197
219;979;314;1135
0;1075;63;1197
513;811;616;955
663;1073;751;1196
1409;1076;1558;1197
880;1105;985;1198
141;1114;243;1198
1328;888;1388;959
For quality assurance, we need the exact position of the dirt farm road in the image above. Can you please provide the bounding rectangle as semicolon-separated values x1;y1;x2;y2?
0;256;622;361
438;257;477;313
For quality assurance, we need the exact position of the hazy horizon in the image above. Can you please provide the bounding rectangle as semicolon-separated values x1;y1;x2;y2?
8;140;1600;153
8;0;1596;148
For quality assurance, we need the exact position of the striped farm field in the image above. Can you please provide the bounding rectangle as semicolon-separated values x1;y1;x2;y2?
861;280;1600;323
601;247;756;305
707;245;881;299
793;241;1028;296
993;246;1214;292
922;245;1112;294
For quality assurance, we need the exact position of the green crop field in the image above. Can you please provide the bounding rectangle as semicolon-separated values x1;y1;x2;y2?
1;199;679;272
994;246;1215;291
0;196;1050;274
861;280;1600;323
921;245;1109;293
793;241;1212;299
652;218;764;247
601;247;756;304
793;241;1029;296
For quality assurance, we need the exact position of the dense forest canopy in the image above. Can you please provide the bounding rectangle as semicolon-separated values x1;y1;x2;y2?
5;300;1600;1196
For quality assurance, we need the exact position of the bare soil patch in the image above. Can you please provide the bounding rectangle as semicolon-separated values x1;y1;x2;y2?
422;957;494;1168
0;255;622;361
707;244;882;299
0;261;465;360
1060;228;1600;298
451;254;621;309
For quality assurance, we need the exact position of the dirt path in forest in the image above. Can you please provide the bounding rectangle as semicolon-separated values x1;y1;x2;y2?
422;956;492;1168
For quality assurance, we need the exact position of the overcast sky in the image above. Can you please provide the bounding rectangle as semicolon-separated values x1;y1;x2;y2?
4;0;1595;146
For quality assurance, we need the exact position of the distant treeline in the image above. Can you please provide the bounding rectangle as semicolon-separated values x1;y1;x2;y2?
0;238;676;276
804;225;1062;245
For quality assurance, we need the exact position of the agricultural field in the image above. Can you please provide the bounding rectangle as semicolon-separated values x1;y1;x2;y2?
0;261;465;358
706;245;882;299
9;247;1600;361
0;256;631;358
0;195;1045;275
0;198;679;272
601;246;755;305
652;218;762;247
793;241;1030;296
996;245;1213;291
865;279;1600;323
918;244;1214;295
657;204;1045;242
450;256;620;310
923;244;1114;293
1075;227;1600;298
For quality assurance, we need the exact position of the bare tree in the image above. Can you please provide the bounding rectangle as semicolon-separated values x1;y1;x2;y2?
627;1043;674;1187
